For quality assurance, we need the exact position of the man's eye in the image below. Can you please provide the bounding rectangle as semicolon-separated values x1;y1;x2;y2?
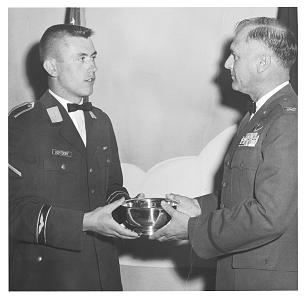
77;56;87;63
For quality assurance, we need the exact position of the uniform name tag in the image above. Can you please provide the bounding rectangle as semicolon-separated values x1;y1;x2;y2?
239;133;259;147
52;149;72;158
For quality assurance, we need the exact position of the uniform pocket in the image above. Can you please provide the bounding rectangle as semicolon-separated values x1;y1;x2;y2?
232;240;279;270
230;148;259;202
230;148;258;170
43;157;82;204
44;157;78;173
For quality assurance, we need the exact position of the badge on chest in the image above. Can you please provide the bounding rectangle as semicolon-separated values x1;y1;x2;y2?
238;122;264;147
239;133;259;147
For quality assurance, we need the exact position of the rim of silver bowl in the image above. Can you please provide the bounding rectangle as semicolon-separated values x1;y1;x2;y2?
123;198;177;208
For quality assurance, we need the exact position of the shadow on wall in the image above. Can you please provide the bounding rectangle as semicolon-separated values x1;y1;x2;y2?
212;38;249;196
213;38;250;117
25;42;48;100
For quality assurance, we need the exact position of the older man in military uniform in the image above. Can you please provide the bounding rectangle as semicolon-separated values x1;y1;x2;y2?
9;24;139;291
151;17;298;291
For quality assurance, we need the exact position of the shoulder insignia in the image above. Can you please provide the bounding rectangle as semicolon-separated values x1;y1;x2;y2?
9;102;34;118
283;106;297;112
279;97;297;112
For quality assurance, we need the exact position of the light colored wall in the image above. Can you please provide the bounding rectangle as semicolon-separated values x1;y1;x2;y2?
8;7;278;172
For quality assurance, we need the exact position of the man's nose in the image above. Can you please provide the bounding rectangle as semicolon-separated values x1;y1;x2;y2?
224;55;233;70
89;60;97;72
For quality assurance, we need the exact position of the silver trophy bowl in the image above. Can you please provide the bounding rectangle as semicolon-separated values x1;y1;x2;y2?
113;198;177;236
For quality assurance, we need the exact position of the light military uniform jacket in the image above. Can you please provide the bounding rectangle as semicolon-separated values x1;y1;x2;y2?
188;84;298;290
9;91;129;290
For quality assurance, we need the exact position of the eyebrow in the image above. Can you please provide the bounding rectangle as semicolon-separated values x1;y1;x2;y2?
77;51;97;57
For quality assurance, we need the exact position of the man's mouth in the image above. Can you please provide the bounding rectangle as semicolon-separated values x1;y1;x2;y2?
86;77;95;83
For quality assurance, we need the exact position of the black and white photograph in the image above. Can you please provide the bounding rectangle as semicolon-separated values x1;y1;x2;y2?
6;1;303;293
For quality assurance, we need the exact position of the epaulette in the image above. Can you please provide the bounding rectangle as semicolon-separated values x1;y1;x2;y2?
9;102;35;119
279;97;297;113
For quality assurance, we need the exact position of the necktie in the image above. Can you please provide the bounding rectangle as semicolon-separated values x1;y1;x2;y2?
247;100;256;114
67;102;93;113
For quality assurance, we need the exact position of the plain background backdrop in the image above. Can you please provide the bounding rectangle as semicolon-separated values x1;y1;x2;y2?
8;7;278;172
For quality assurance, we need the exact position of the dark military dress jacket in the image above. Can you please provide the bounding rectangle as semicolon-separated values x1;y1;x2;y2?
188;84;298;290
9;91;129;290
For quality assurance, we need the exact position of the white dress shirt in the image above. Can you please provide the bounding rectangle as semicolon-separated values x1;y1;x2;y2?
250;81;289;119
49;89;87;146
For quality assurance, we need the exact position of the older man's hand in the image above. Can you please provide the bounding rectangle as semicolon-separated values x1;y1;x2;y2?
149;200;190;241
166;193;201;217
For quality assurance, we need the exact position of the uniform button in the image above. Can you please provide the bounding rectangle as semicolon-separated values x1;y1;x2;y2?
240;162;244;168
91;189;95;194
37;256;43;262
222;181;227;188
61;164;66;170
106;158;111;164
220;203;225;209
89;168;93;173
226;161;230;167
263;110;267;115
102;146;108;151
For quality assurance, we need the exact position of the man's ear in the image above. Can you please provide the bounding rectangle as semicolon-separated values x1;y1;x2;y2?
257;55;271;73
43;59;58;77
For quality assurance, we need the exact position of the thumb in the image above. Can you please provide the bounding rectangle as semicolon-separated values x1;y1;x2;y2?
161;201;176;217
107;197;125;211
166;193;186;204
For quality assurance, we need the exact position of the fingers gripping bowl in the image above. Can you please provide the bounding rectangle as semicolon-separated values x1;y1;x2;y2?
112;198;177;236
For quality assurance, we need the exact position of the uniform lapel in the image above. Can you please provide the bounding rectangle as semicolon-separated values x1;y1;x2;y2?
85;110;103;157
39;91;86;155
225;112;251;160
85;108;111;160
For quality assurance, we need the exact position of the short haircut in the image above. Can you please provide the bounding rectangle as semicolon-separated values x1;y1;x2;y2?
39;24;94;62
235;17;297;69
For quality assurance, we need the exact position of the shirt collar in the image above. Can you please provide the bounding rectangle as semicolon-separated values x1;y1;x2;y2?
48;89;83;112
255;81;289;112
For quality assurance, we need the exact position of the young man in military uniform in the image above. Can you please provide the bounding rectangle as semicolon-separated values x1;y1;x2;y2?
150;17;298;290
9;24;139;291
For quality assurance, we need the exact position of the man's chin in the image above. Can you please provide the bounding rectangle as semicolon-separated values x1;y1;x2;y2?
81;90;94;98
231;82;240;92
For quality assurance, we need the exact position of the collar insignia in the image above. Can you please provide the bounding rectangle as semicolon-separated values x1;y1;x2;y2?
89;111;97;119
47;106;63;123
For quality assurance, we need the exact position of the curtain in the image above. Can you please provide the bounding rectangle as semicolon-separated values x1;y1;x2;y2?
277;7;298;94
